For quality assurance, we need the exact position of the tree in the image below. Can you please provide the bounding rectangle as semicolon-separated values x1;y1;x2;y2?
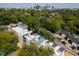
19;43;54;56
0;31;18;55
37;28;54;42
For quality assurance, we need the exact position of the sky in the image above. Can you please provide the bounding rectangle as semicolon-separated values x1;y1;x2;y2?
0;3;79;8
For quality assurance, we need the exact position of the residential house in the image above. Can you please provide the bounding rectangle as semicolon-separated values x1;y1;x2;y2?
11;23;66;56
41;40;54;47
61;31;79;50
54;46;65;56
60;31;70;39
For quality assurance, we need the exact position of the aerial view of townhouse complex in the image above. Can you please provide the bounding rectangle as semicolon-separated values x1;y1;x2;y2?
0;3;79;56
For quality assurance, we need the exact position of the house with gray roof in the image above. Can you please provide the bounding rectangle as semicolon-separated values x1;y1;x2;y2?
60;31;79;50
60;31;70;39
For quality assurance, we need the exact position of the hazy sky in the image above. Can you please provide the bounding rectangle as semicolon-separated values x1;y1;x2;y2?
0;3;79;8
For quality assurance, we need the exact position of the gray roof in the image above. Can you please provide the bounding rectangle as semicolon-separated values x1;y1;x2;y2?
46;40;51;43
61;31;70;36
72;38;79;45
61;31;79;45
52;44;57;48
68;34;79;45
58;47;64;52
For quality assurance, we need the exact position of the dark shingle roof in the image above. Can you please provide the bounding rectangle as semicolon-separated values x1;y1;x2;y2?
72;38;79;45
61;31;79;45
52;44;57;48
46;40;51;43
61;31;70;36
58;47;64;52
68;34;79;45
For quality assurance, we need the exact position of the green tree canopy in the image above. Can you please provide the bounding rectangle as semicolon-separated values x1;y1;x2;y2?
0;31;18;55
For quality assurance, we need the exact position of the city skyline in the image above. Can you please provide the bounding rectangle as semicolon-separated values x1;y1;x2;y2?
0;3;79;8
